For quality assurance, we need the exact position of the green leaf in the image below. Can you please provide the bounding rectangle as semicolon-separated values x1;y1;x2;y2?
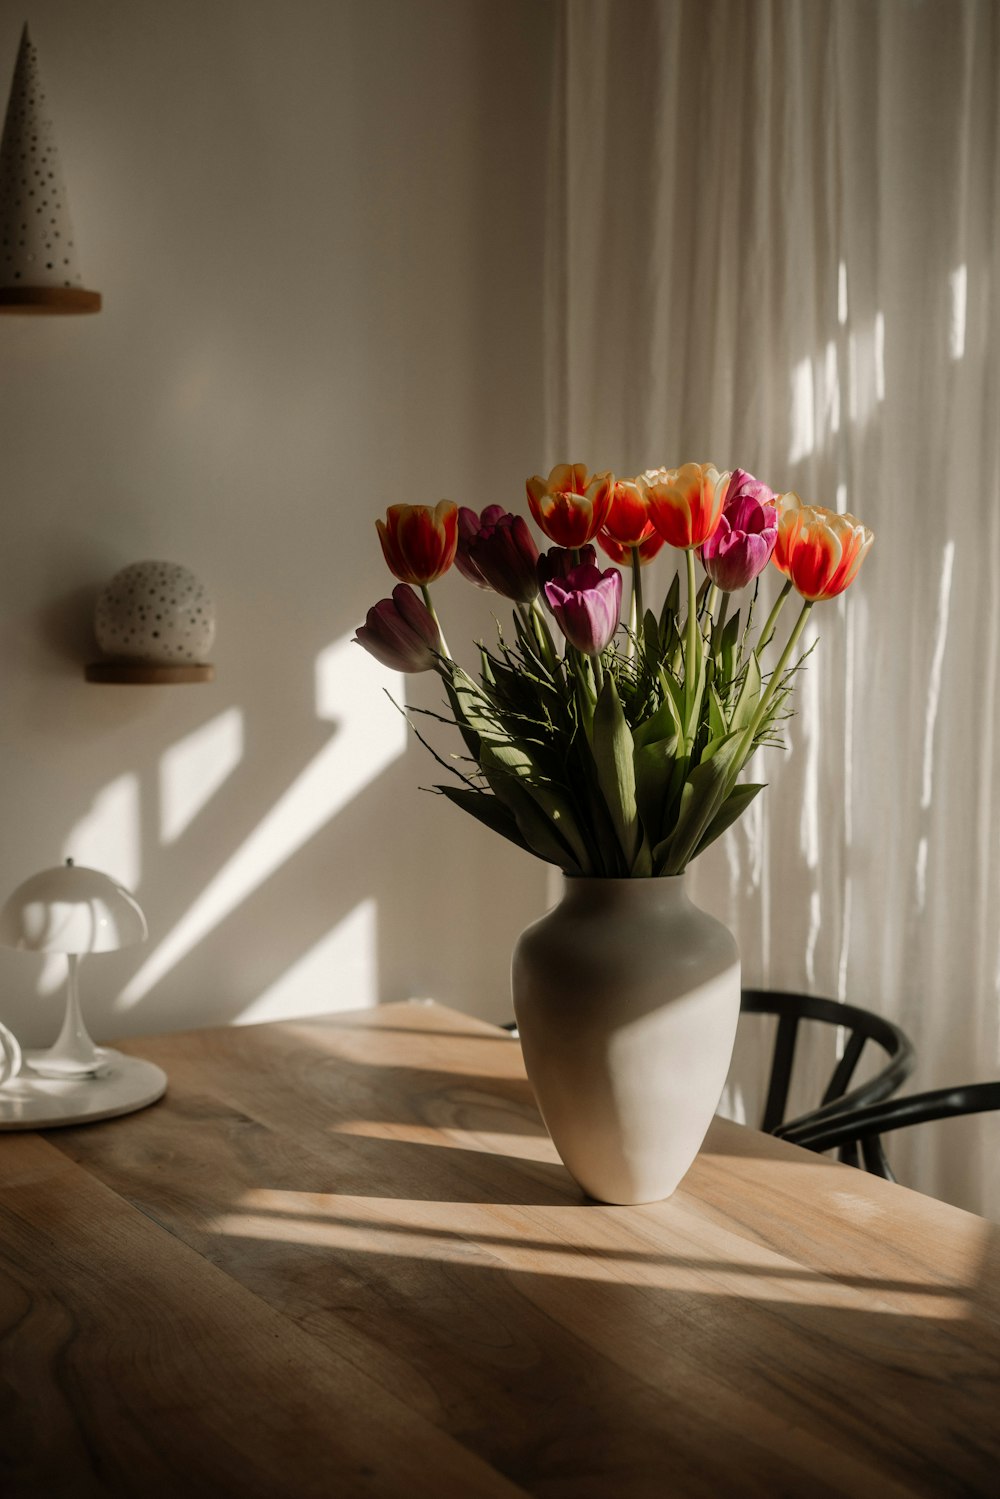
643;608;661;666
653;731;746;874
591;676;644;868
660;570;681;633
657;668;687;735
633;731;678;852
708;684;728;741
443;674;483;763
436;785;532;854
634;690;682;749
731;650;761;733
692;782;766;858
720;609;740;685
481;762;587;872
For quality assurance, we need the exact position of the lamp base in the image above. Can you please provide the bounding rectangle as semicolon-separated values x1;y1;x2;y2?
0;1049;166;1130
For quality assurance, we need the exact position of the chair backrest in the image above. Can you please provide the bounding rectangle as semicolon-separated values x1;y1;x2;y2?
786;1081;1000;1180
739;989;916;1139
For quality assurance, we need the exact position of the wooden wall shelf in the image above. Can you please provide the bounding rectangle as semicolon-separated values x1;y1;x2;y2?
0;286;102;314
85;662;214;684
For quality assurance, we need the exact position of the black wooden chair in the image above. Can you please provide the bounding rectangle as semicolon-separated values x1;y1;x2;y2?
783;1080;1000;1181
739;989;916;1145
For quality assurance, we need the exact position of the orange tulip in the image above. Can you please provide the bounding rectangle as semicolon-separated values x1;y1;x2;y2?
376;501;459;584
773;494;874;601
596;478;666;564
526;463;614;548
646;463;730;550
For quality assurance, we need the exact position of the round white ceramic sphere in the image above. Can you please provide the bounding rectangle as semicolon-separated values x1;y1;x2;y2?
95;561;216;664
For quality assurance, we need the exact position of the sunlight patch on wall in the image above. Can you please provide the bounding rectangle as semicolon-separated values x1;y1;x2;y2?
837;260;848;326
159;708;244;844
62;772;141;893
116;636;405;1009
234;898;378;1025
804;888;822;987
823;341;840;436
845;312;886;431
788;357;815;463
915;834;929;914
921;541;955;811
949;265;967;361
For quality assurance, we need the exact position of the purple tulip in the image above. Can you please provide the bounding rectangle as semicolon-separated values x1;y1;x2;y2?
701;470;778;592
455;506;506;586
455;505;540;602
543;562;623;654
354;584;441;672
536;544;598;610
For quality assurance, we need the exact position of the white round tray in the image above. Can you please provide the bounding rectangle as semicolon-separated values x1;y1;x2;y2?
0;1049;167;1130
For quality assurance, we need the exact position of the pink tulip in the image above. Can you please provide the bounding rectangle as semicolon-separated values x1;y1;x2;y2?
354;585;441;672
543;562;623;655
701;470;778;592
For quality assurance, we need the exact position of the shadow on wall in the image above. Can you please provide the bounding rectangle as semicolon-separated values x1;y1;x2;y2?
1;612;536;1047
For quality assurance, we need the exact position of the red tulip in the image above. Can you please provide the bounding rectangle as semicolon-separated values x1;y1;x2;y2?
597;478;666;564
646;463;730;550
354;585;442;672
526;463;614;548
376;501;458;584
773;495;874;601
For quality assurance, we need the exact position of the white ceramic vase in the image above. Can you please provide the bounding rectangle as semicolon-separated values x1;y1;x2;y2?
511;875;740;1205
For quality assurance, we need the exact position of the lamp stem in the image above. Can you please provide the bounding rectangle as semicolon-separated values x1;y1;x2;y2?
37;954;100;1076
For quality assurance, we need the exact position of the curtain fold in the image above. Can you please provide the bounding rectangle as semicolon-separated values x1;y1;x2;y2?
546;0;1000;1216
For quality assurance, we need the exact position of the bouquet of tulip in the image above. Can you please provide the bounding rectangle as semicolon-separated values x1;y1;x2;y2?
355;464;873;877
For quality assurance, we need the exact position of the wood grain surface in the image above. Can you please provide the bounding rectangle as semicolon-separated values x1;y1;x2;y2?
2;1000;998;1497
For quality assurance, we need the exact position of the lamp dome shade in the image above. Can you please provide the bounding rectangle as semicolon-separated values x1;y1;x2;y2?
0;862;147;954
95;560;216;665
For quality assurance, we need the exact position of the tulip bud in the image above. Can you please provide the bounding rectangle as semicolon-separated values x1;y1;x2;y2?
376;501;459;584
354;584;442;672
455;506;540;601
526;464;614;547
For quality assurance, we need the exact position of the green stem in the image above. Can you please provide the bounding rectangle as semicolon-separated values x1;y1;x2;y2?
683;547;702;750
692;598;815;868
593;651;605;695
529;598;559;670
712;591;731;656
572;649;596;736
758;578;793;653
631;548;644;636
746;598;814;747
420;584;452;660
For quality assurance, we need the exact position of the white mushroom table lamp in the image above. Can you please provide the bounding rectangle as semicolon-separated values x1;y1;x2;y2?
0;860;167;1129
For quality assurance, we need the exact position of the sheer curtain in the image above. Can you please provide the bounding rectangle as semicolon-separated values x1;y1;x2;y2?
544;0;1000;1216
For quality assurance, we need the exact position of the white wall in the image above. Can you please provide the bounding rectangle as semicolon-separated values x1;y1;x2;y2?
0;0;555;1046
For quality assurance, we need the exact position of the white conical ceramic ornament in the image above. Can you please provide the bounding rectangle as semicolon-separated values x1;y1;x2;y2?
0;23;101;313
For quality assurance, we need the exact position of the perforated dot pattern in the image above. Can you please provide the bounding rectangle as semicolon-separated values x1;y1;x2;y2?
95;561;217;665
0;28;84;289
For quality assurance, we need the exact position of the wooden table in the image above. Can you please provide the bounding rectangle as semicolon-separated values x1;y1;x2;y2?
2;1001;999;1497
